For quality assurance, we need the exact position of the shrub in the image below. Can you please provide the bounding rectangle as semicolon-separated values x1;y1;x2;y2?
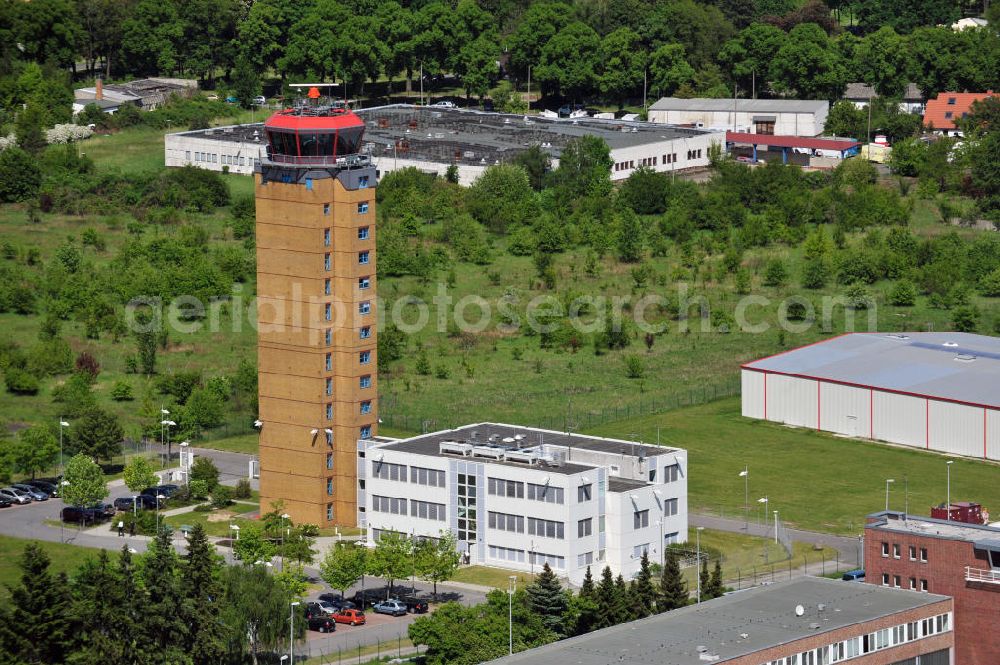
0;147;42;202
190;457;220;490
75;352;101;380
763;259;787;287
888;280;917;306
188;479;209;500
624;354;645;379
952;306;979;332
193;503;213;512
110;381;134;401
211;485;233;509
234;478;252;500
4;367;39;394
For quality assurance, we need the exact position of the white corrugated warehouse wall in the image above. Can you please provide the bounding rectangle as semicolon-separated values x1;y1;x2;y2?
742;369;1000;461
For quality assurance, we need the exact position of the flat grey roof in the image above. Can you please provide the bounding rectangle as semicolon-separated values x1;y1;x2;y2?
179;123;267;144
378;423;677;476
650;97;828;114
868;511;1000;545
608;477;648;493
743;332;1000;409
486;577;950;665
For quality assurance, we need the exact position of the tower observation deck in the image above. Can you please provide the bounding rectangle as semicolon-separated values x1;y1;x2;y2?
255;94;378;527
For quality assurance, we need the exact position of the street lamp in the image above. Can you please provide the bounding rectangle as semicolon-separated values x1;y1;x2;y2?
695;526;705;603
507;575;516;655
160;420;176;469
58;419;70;479
289;601;301;664
230;524;241;541
280;513;290;572
946;461;954;521
159;409;170;467
885;479;895;512
773;510;779;544
155;494;166;533
59;480;70;543
179;441;190;486
739;467;749;531
757;496;768;528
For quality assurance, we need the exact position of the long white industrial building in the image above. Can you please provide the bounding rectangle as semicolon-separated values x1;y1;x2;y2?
741;333;1000;461
360;424;688;585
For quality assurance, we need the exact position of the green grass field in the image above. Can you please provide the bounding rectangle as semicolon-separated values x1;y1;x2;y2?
589;398;1000;536
0;535;97;602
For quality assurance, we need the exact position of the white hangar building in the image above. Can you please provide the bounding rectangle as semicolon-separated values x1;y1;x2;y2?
360;423;688;585
741;332;1000;461
648;97;829;137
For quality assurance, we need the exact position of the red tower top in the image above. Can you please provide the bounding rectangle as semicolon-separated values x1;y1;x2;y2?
264;106;365;165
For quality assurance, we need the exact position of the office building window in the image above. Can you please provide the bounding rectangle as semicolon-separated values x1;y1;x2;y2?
882;573;890;586
325;303;332;321
530;551;565;569
663;498;679;516
358;202;369;214
578;484;592;502
633;509;649;529
324;253;331;270
909;577;916;590
326;403;333;420
360;425;372;439
358;251;370;265
665;531;679;544
326;503;333;521
577;551;594;567
599;515;605;533
359;301;371;315
488;511;525;533
327;477;333;496
325;378;333;396
359;374;372;389
527;483;564;504
457;473;477;543
893;575;901;588
527;517;564;539
490;545;525;563
920;548;928;562
360;400;372;415
324;278;331;295
371;461;406;481
323;203;330;215
325;353;332;371
359;277;370;290
662;465;680;483
411;500;445;521
920;579;928;592
324;228;331;246
360;326;371;339
909;546;916;561
359;350;371;365
326;453;333;470
371;495;407;514
882;542;889;557
325;328;332;345
325;430;333;446
411;466;445;487
578;518;592;538
358;226;369;240
488;477;524;498
185;150;190;160
633;543;650;559
893;544;901;559
358;175;369;188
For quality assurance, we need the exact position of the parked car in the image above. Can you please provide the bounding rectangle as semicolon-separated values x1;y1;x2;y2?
306;613;336;633
113;495;161;512
26;480;59;497
0;495;12;508
88;502;116;520
0;487;33;504
140;484;180;499
430;100;456;108
372;600;407;617
11;484;49;501
402;597;429;614
319;593;357;610
316;600;338;616
332;608;366;626
304;602;327;619
225;96;238;104
842;569;866;582
252;95;266;106
61;505;101;523
558;103;586;117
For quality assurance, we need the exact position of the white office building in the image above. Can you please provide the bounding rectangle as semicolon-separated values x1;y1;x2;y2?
648;97;829;137
359;424;688;585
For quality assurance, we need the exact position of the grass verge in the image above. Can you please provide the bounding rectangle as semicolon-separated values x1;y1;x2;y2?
0;535;96;602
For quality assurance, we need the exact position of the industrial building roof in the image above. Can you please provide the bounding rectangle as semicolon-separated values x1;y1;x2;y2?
650;97;828;114
377;423;678;476
868;511;1000;545
844;82;924;102
742;332;1000;409
486;577;950;665
725;131;860;151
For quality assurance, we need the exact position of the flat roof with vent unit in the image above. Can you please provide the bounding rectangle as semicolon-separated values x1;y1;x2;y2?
742;332;1000;409
485;577;952;665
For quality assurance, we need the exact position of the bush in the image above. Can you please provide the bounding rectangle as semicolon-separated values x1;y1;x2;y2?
188;479;209;500
190;457;220;490
234;478;252;499
624;354;645;379
193;503;213;512
110;381;134;401
118;510;158;536
4;367;39;394
888;280;917;306
211;485;233;509
0;147;42;202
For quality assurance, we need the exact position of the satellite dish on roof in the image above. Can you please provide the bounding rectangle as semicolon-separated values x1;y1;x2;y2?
795;605;805;617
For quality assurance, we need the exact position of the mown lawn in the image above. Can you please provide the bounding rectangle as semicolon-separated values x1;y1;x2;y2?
451;566;537;590
0;535;97;602
589;398;1000;536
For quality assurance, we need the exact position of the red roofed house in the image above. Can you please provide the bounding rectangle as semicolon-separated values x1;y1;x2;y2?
923;92;994;136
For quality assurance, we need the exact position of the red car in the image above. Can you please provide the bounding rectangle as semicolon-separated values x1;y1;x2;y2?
332;608;366;626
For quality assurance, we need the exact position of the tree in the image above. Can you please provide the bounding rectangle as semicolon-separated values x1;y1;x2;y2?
525;563;568;636
888;279;917;306
61;453;108;507
491;81;528;115
857;0;960;34
598;28;645;108
367;531;414;599
658;550;689;611
506;1;574;81
11;426;58;479
549;136;613;201
220;564;298;665
594;566;617;629
189;456;220;490
619;167;669;215
5;543;71;663
182;524;227;664
612;574;633;624
511;145;551;191
631;551;658;619
71;407;123;462
569;565;600;635
142;529;190;661
320;542;368;600
67;549;126;665
535;21;601;99
952;305;980;332
648;43;696;98
853;26;909;97
770;23;846;100
699;557;711;600
466;164;537;234
617;209;645;263
233;522;278;566
707;559;724;599
718;23;788;95
458;35;499;101
0;147;43;202
122;455;157;495
232;54;261;107
136;323;158;376
414;531;461;599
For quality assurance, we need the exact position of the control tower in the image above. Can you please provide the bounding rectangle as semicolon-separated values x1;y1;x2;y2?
255;91;377;526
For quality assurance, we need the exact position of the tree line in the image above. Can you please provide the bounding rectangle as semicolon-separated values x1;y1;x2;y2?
408;550;725;664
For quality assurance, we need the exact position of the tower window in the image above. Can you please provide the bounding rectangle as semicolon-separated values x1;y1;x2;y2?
325;328;332;346
324;228;331;246
324;279;331;296
325;430;333;446
326;403;333;419
325;353;332;371
357;202;369;214
360;326;371;339
326;378;333;396
327;503;333;521
323;203;330;215
325;303;332;321
358;277;370;290
359;301;371;315
358;226;369;240
326;452;334;470
358;251;370;265
360;425;372;439
327;477;333;495
360;375;372;389
360;401;372;415
324;253;331;271
358;175;369;189
306;178;313;191
359;351;371;365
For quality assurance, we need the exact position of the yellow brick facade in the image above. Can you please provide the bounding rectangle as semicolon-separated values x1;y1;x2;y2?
255;172;377;526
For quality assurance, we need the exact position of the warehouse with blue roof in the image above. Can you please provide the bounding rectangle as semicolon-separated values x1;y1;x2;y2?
741;333;1000;461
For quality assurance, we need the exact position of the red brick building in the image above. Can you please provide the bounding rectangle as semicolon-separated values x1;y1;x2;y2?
865;511;1000;664
488;577;953;665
